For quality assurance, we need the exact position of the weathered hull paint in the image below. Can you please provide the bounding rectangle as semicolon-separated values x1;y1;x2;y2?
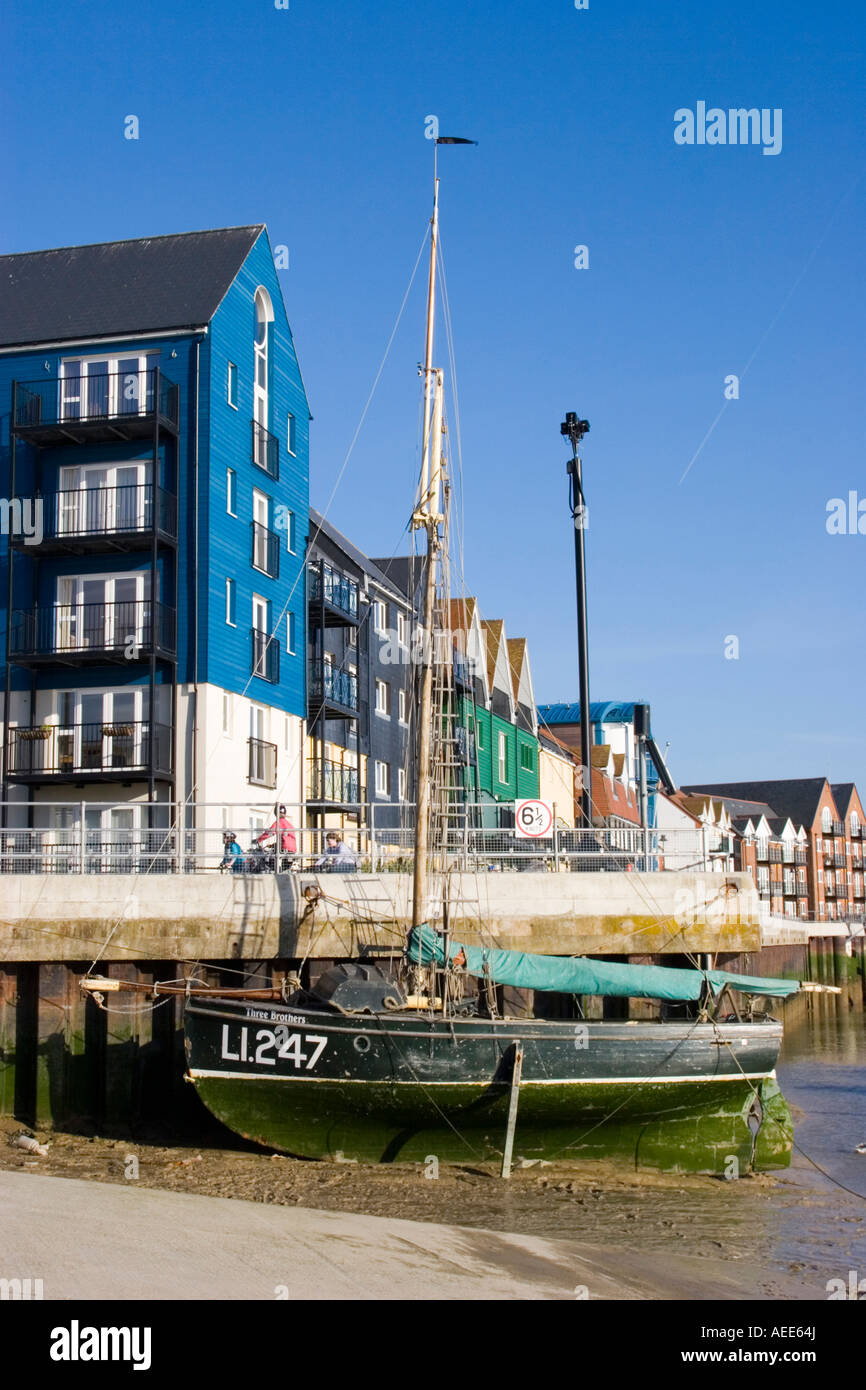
185;999;792;1173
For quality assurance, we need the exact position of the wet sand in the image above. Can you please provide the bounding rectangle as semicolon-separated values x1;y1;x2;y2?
0;1114;848;1300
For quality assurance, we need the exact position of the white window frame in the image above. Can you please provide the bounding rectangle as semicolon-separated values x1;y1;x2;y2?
375;679;390;718
397;611;409;646
374;600;387;632
227;361;238;409
252;489;270;573
287;413;296;455
497;730;507;784
222;691;233;736
285;509;296;553
398;688;408;724
225;578;236;626
398;768;407;801
59;351;158;422
375;760;390;797
286;611;296;655
227;468;237;517
254;288;273;433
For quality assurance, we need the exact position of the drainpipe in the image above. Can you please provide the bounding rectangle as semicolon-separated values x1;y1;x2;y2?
191;333;205;826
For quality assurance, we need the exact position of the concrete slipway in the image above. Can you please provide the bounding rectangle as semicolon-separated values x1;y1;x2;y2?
0;1171;812;1301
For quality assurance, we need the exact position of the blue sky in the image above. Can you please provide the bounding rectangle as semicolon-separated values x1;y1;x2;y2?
3;0;864;790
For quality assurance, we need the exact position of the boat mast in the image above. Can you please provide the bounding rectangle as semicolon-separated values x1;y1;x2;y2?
411;149;442;929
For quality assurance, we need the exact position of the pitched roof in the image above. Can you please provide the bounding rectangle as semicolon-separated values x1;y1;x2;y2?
369;555;424;603
480;620;506;692
681;778;831;830
506;637;526;702
830;783;858;817
0;226;265;348
310;509;407;602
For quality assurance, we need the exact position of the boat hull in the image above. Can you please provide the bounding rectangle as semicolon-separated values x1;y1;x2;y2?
184;998;792;1171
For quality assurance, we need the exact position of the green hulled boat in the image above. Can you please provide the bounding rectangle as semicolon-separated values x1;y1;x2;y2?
180;928;801;1173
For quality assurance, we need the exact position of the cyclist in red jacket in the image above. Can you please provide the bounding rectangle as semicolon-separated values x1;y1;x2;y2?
257;805;297;870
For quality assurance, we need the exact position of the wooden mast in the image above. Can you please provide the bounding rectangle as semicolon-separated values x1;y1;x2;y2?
410;156;442;930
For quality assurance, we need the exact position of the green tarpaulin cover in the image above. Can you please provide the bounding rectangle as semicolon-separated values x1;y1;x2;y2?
407;925;801;1001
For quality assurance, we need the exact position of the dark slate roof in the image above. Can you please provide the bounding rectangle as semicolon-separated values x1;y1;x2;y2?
0;226;265;347
681;779;829;830
309;509;408;604
691;794;776;820
370;556;424;605
830;783;856;814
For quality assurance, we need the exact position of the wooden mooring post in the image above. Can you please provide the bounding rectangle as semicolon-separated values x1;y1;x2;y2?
500;1040;523;1179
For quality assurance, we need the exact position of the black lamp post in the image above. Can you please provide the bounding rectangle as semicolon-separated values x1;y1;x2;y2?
561;412;592;827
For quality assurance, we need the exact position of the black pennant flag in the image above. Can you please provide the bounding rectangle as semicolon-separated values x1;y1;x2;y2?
435;136;478;145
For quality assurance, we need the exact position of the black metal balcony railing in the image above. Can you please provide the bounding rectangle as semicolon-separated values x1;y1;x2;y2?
832;819;845;837
308;663;359;712
15;484;178;549
834;852;847;867
783;878;798;896
252;420;279;479
794;849;808;865
251;521;280;579
307;760;361;804
10;601;176;660
309;563;359;620
13;371;179;436
6;721;171;779
756;844;769;862
825;882;837;898
12;483;177;547
768;846;783;863
248;737;277;788
854;881;865;898
251;628;279;683
782;846;794;863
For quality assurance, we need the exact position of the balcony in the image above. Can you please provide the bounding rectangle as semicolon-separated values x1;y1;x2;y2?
12;370;179;446
832;819;844;837
308;562;360;627
307;759;362;806
854;881;865;899
308;662;359;718
825;882;837;898
756;844;769;862
9;601;176;664
10;484;177;555
794;848;808;865
797;883;809;898
783;879;798;896
6;721;172;783
252;421;279;480
251;522;280;579
248;737;277;789
768;846;783;863
834;852;847;868
251;628;280;684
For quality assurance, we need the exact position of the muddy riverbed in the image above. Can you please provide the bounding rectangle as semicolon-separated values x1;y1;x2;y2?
1;1006;863;1300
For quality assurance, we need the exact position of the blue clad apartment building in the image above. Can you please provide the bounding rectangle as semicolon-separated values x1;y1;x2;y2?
0;226;309;853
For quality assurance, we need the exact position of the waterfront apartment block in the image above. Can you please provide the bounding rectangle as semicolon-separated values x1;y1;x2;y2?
307;513;415;831
0;226;309;853
683;779;866;925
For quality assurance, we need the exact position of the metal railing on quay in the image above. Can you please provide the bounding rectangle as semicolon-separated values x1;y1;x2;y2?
0;804;750;877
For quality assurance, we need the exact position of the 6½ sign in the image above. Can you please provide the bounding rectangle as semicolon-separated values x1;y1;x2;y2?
514;799;553;838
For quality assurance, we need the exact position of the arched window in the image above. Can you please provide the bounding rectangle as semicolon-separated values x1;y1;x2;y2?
852;813;860;836
821;806;832;833
253;288;273;432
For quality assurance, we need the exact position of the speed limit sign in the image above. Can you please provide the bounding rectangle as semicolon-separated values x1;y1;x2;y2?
514;799;553;838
